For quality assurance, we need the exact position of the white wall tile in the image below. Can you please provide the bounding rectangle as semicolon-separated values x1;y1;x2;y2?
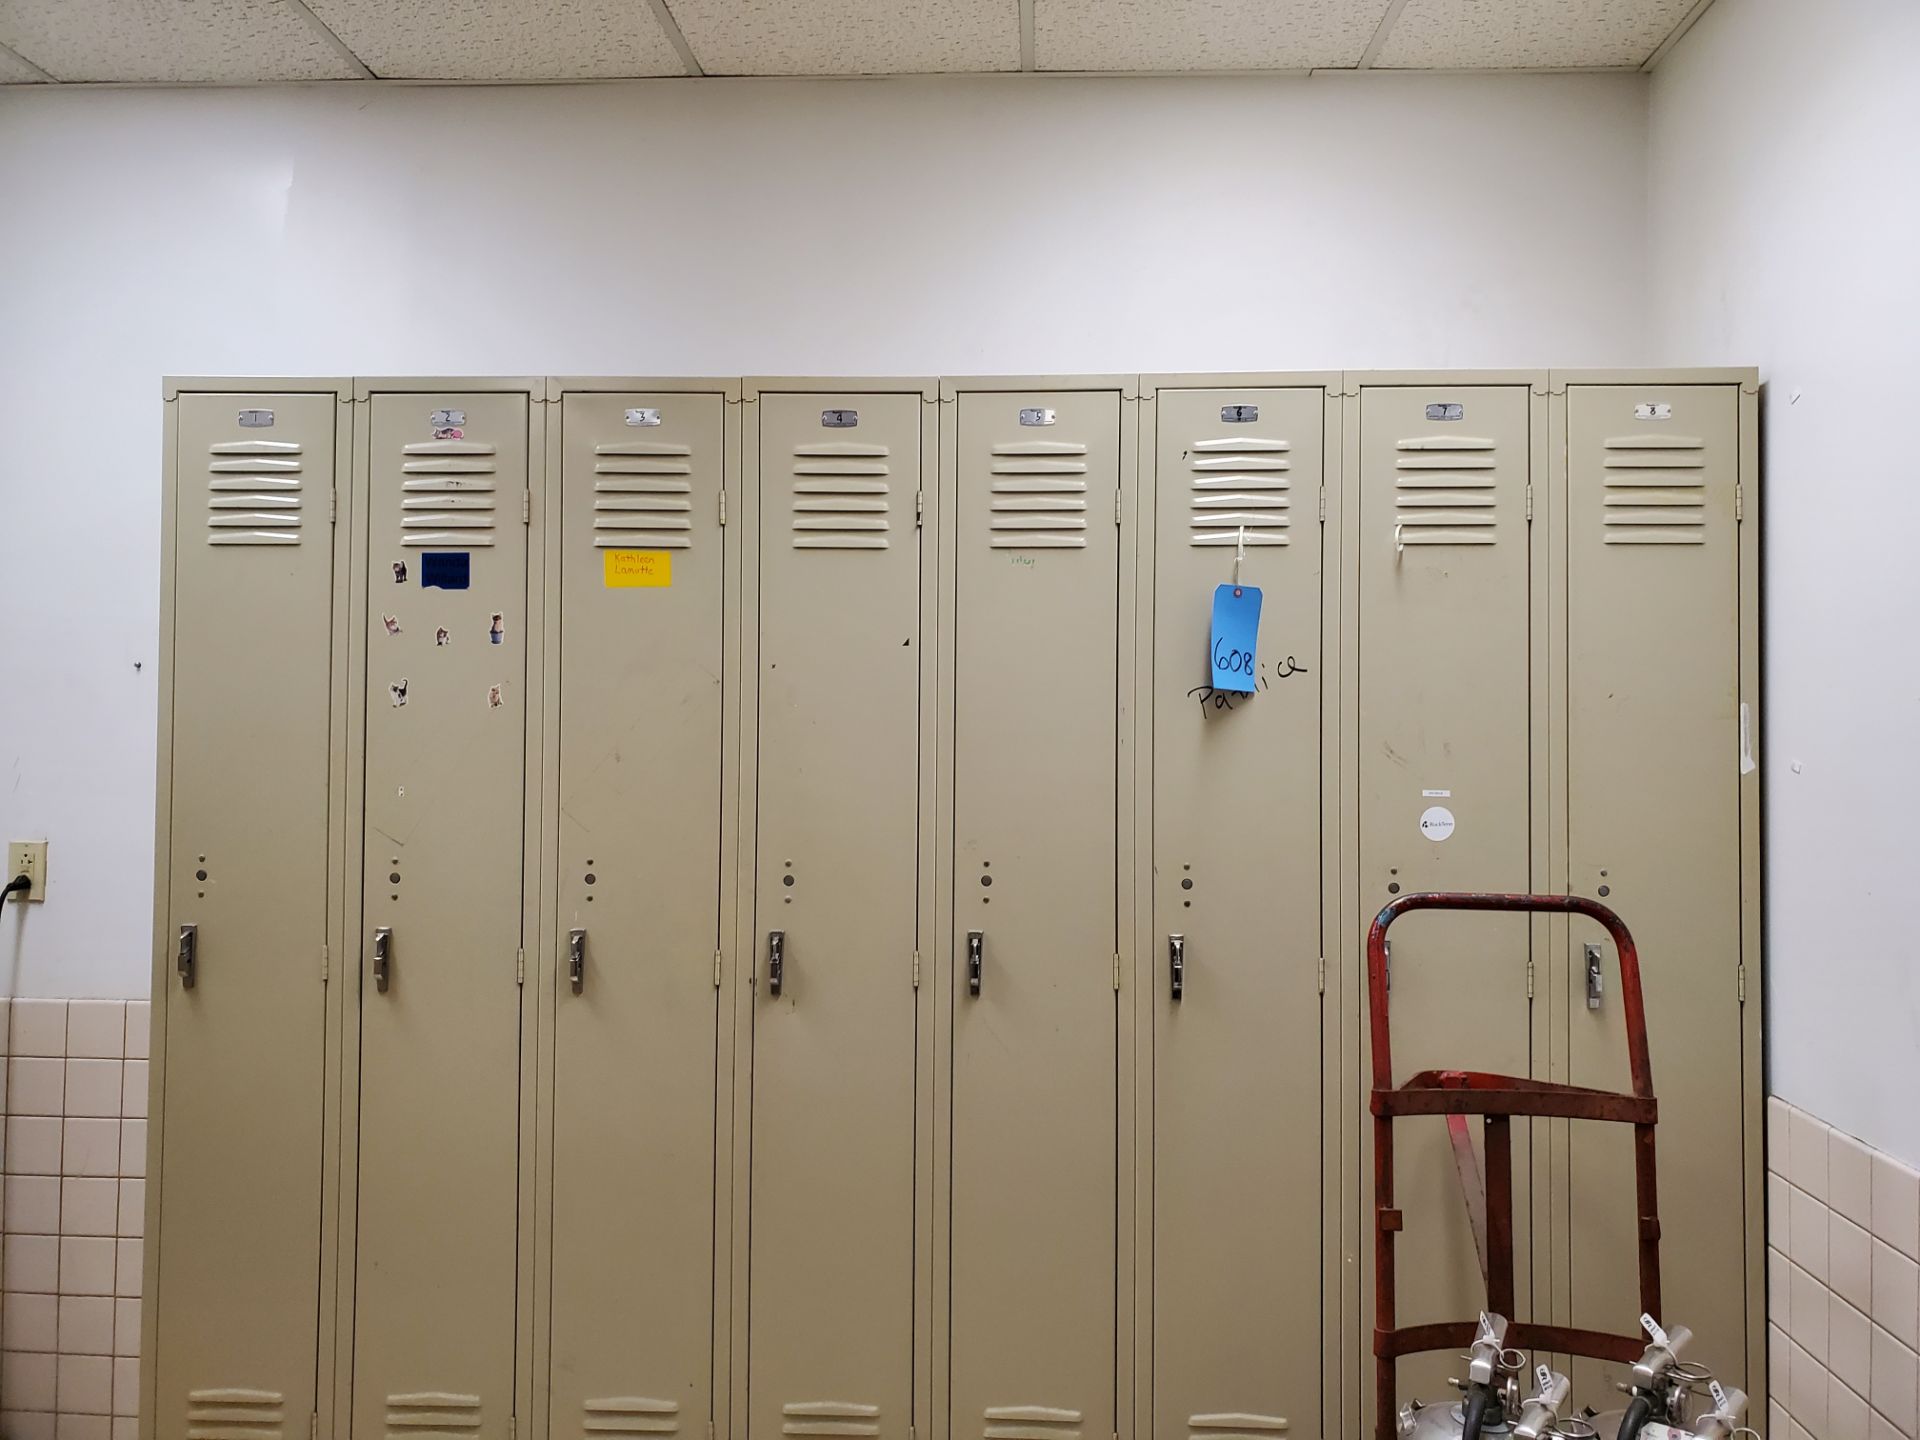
1877;1241;1920;1352
59;1121;118;1180
111;1298;138;1358
56;1415;111;1440
6;1117;62;1176
1773;1172;1792;1250
9;1003;67;1060
2;1412;58;1440
8;1060;64;1117
114;1182;142;1240
1871;1325;1919;1436
1797;1186;1834;1283
58;1180;117;1239
5;1176;61;1235
4;1235;61;1293
121;1007;148;1064
1772;1097;1793;1176
2;1291;59;1352
118;1064;146;1122
1792;1336;1831;1433
62;1063;120;1121
112;1239;140;1298
55;1296;112;1357
1795;1261;1832;1362
115;1122;144;1180
1773;1247;1793;1333
62;1006;123;1063
55;1352;112;1415
58;1238;114;1298
2;1350;59;1410
1836;1132;1878;1229
1876;1156;1920;1264
1795;1106;1834;1202
110;1356;138;1417
1840;1299;1879;1395
1839;1215;1878;1313
1837;1375;1876;1440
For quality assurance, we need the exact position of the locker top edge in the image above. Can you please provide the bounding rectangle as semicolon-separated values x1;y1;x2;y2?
549;376;744;402
1548;366;1760;394
352;375;546;401
163;376;352;401
939;373;1140;400
744;376;938;400
1341;368;1550;395
1139;370;1341;392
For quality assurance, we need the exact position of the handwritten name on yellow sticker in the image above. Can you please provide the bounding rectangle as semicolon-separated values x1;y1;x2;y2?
604;550;672;588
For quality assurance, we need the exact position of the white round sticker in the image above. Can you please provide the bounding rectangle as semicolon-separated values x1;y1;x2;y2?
1419;806;1456;842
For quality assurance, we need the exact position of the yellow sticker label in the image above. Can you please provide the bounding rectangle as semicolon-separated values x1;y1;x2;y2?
604;550;672;588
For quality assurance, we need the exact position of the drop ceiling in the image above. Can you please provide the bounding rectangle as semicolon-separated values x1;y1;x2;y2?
0;0;1719;85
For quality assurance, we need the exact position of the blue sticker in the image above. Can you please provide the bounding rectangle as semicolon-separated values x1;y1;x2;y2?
420;552;470;590
1210;583;1262;693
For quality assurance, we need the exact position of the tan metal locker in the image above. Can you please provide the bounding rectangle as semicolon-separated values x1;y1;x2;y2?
150;388;341;1440
354;389;531;1440
746;390;927;1440
1148;386;1325;1440
948;386;1122;1440
547;390;728;1440
1562;384;1745;1393
1355;384;1535;1405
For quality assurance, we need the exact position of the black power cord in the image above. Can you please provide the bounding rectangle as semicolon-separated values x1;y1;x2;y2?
2;873;30;903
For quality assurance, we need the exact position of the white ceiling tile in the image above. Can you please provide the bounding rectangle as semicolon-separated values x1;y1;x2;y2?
1374;0;1701;69
303;0;687;80
670;0;1019;76
0;0;360;83
0;43;50;82
1036;0;1393;71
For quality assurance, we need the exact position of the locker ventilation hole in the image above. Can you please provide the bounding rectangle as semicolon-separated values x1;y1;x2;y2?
781;1401;881;1437
400;440;499;548
593;441;696;550
582;1397;680;1437
1189;1413;1290;1440
385;1391;482;1440
1393;434;1499;548
187;1387;287;1440
207;439;304;546
1600;434;1708;545
987;441;1089;550
790;441;893;550
1188;434;1291;548
982;1405;1082;1440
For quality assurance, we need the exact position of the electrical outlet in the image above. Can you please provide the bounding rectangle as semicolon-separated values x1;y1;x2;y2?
7;840;47;902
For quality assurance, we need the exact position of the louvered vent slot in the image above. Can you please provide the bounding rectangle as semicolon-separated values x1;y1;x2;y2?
791;441;891;551
207;440;303;547
386;1392;481;1440
187;1387;287;1440
593;440;694;550
1394;435;1499;549
582;1397;680;1438
988;442;1089;550
1189;435;1290;547
983;1405;1083;1440
782;1402;881;1437
1189;1413;1290;1440
1601;435;1707;545
401;441;497;548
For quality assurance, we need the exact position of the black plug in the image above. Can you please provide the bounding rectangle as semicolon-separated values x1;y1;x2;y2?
2;873;30;903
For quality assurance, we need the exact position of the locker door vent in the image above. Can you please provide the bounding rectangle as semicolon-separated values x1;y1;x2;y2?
385;1392;482;1440
1188;1413;1290;1440
987;441;1090;550
1393;435;1498;548
207;440;304;546
1600;434;1707;546
187;1387;287;1440
400;441;499;549
581;1398;680;1437
593;440;696;550
1188;434;1291;548
781;1402;881;1437
790;440;892;551
982;1405;1082;1440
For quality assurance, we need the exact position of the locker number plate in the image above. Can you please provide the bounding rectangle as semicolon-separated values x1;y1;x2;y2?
1635;402;1673;420
821;409;859;428
430;409;466;428
1425;403;1465;421
236;409;275;428
1019;407;1057;427
1221;404;1259;423
625;408;662;427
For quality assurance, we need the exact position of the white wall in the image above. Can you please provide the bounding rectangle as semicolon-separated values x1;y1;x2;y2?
0;72;1650;1000
1649;0;1920;1166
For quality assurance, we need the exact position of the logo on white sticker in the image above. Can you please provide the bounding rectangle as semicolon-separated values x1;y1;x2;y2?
1419;806;1456;842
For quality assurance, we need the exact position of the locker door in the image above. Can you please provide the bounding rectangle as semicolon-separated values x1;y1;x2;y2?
549;393;727;1440
749;392;924;1440
1357;386;1533;1403
1564;386;1743;1392
155;392;336;1440
1151;388;1323;1440
356;391;530;1440
950;389;1120;1440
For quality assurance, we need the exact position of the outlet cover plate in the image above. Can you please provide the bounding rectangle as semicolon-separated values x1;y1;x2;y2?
7;840;47;901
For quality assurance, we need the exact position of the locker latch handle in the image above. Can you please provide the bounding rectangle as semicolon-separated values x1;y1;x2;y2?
967;930;983;997
1169;933;1185;1002
767;930;784;997
176;924;197;990
373;926;392;994
1585;942;1604;1011
569;928;586;995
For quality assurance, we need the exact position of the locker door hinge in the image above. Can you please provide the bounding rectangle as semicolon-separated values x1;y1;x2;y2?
1113;953;1122;990
1738;963;1747;1003
329;489;338;524
719;489;728;526
913;950;921;989
1525;484;1534;523
1526;957;1535;999
320;944;329;984
714;949;723;988
1735;484;1744;522
1319;487;1327;524
522;490;531;525
916;490;925;526
1114;489;1123;526
515;947;525;985
1317;955;1326;995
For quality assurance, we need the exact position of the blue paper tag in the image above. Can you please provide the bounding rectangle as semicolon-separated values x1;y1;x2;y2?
420;551;471;590
1210;583;1262;693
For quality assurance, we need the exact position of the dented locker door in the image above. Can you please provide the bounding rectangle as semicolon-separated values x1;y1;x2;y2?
356;391;530;1440
549;393;727;1440
1357;386;1533;1404
749;393;923;1440
155;392;335;1440
1151;388;1324;1440
950;389;1120;1440
1564;385;1744;1394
